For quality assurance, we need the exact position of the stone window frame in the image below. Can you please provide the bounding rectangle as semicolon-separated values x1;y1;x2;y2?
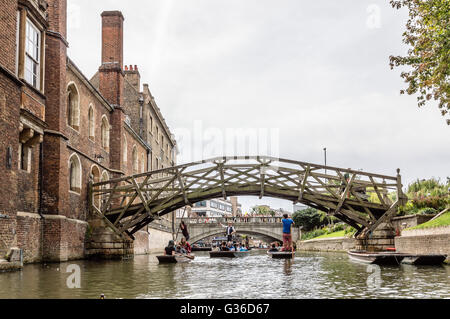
67;82;80;132
16;8;46;92
88;104;95;141
100;115;110;152
140;153;145;173
123;133;128;167
132;145;138;174
90;164;101;208
18;142;31;173
69;153;82;194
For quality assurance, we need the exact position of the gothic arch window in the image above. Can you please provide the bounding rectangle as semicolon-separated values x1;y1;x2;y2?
101;115;110;152
88;105;95;140
100;170;110;207
141;153;145;173
132;145;138;174
123;134;128;166
67;83;80;131
69;153;82;193
91;165;101;208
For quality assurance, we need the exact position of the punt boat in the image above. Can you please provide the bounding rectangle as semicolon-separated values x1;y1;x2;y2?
267;251;295;259
209;251;250;258
157;254;195;263
347;250;446;266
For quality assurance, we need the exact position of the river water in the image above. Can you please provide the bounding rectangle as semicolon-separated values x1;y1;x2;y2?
0;250;449;299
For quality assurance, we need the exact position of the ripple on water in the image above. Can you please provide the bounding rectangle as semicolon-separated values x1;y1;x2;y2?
0;251;449;298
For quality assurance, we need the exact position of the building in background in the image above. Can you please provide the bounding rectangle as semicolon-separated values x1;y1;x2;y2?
178;196;241;218
0;1;177;262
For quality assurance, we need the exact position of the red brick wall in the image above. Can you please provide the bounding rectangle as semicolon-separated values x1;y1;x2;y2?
0;0;18;74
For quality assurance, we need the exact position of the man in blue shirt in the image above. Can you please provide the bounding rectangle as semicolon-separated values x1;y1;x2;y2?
281;214;295;252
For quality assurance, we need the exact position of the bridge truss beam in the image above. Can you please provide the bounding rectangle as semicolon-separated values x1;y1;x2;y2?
89;156;407;240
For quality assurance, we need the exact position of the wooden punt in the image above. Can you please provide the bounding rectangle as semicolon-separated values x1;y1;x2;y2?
348;250;447;266
191;247;212;252
401;255;447;265
267;251;295;259
157;254;195;264
348;251;404;265
209;251;250;258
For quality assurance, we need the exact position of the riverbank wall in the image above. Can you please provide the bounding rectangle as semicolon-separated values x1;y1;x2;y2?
297;237;356;252
395;226;450;262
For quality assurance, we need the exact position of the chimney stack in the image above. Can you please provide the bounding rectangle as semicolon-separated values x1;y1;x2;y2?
98;11;126;171
99;11;124;107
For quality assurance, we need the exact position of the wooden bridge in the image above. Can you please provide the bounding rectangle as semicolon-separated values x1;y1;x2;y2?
89;156;407;241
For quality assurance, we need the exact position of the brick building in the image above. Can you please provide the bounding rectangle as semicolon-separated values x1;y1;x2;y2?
0;0;177;262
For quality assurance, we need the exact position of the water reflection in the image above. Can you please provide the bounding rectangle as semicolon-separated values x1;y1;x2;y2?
0;251;448;299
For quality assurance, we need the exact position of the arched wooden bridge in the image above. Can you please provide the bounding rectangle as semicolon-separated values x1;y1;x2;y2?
89;156;407;241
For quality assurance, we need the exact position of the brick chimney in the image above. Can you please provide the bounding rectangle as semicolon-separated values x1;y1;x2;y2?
98;11;126;171
99;11;124;107
124;64;141;92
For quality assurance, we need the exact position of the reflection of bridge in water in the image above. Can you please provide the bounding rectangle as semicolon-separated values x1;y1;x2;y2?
175;217;300;244
89;156;407;242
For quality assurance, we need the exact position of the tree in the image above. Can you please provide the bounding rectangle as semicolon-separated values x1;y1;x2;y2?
292;208;323;231
389;0;449;125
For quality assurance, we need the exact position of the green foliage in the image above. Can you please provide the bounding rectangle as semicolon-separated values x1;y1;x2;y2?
301;223;356;240
293;208;324;231
250;205;275;216
407;211;450;230
389;0;450;124
398;178;450;215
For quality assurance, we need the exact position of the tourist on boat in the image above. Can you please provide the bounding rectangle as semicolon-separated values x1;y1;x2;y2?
164;240;176;256
281;214;295;252
268;244;279;252
180;238;192;254
238;244;248;252
176;245;187;255
219;241;229;251
219;221;236;243
179;221;190;241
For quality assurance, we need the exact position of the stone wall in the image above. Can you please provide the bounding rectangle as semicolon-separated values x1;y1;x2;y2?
297;237;357;252
391;214;436;233
395;226;450;259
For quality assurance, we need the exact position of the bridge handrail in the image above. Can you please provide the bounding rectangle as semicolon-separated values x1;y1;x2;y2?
176;216;284;224
92;156;399;187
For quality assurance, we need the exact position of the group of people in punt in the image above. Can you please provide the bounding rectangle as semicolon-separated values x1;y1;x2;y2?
164;221;192;256
164;213;296;256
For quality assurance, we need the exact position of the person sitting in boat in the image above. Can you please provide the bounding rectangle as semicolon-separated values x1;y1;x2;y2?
175;244;187;255
268;244;279;252
219;241;229;251
164;240;176;256
180;238;192;254
239;244;248;252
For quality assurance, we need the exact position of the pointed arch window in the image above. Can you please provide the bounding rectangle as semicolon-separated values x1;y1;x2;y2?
67;83;80;131
123;134;128;166
101;116;110;152
132;146;138;174
88;105;95;140
69;153;82;193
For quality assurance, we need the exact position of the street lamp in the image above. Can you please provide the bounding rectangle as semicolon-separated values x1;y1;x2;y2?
323;147;327;175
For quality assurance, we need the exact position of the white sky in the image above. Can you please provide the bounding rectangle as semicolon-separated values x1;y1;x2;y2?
67;0;449;213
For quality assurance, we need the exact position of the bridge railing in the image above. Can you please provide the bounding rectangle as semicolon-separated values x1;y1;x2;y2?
90;156;407;240
176;216;283;224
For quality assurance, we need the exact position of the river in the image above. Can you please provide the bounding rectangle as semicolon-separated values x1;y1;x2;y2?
0;250;448;299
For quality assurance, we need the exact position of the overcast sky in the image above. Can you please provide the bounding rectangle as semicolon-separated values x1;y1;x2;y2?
67;0;449;213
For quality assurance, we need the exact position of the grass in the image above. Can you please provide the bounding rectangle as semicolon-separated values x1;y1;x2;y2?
406;211;450;230
313;230;346;239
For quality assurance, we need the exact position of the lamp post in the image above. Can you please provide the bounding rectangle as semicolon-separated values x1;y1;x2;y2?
323;147;327;175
